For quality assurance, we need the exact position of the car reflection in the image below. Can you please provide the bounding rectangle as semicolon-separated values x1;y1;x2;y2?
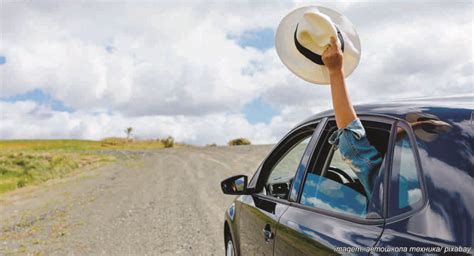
301;173;367;217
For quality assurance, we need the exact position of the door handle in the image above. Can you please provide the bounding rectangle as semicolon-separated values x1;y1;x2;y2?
262;224;274;243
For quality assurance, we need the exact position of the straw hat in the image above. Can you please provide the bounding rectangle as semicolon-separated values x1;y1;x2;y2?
275;6;361;84
406;113;452;142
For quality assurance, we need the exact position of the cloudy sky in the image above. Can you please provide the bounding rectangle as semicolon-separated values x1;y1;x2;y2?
0;0;472;145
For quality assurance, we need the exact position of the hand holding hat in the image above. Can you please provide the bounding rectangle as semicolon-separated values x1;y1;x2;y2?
322;36;343;75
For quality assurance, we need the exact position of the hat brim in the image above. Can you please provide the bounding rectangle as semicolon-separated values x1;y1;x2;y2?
275;6;361;85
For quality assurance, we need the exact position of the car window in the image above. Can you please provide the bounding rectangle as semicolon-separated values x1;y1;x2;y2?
263;135;312;200
328;149;360;181
301;145;369;217
299;120;390;218
389;125;423;217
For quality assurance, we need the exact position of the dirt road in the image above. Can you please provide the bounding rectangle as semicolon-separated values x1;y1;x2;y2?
0;145;273;255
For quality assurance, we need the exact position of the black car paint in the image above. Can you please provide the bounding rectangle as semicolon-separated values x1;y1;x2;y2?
237;195;289;255
224;95;473;255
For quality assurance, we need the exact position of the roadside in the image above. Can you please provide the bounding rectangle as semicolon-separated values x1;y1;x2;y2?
0;145;273;255
0;139;182;194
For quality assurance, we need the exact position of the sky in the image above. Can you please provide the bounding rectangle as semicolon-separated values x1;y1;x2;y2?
0;0;472;145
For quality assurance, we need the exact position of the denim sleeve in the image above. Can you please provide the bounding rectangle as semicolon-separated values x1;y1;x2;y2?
328;118;383;198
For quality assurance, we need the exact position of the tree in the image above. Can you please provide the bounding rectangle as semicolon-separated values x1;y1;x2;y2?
125;127;133;141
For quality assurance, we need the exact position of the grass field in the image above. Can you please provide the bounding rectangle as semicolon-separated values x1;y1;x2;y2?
0;138;178;194
0;138;176;152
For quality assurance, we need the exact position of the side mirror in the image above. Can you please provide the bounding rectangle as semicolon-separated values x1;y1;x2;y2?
221;175;248;195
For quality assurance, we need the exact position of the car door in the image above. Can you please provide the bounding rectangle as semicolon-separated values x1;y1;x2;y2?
236;120;325;256
273;117;394;255
373;120;460;255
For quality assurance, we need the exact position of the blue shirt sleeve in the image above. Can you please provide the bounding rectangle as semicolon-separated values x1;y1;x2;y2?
328;118;383;198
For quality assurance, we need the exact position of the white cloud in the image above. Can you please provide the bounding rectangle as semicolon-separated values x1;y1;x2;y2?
408;188;422;205
0;1;472;143
347;8;473;101
1;2;269;115
0;100;286;145
301;195;359;216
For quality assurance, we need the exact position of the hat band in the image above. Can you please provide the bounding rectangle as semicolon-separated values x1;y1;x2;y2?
294;24;345;66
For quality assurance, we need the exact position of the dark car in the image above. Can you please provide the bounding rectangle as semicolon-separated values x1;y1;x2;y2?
221;95;473;256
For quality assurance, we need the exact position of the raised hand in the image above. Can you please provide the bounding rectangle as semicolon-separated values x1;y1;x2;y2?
322;36;343;75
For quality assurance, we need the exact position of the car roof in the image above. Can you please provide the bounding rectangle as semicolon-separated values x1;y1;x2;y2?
300;94;474;125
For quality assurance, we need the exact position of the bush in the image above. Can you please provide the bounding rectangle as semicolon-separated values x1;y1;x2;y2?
17;179;27;188
101;137;128;146
206;143;217;147
228;138;251;146
159;136;175;148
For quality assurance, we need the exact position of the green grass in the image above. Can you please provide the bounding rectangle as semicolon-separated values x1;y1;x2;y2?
0;152;115;194
0;139;104;151
0;138;179;152
0;138;186;194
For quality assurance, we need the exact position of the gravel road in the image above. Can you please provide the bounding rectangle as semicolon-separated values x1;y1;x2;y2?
0;145;273;255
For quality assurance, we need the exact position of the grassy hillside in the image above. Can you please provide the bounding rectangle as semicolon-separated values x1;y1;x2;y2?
0;152;114;193
0;138;174;152
0;139;180;194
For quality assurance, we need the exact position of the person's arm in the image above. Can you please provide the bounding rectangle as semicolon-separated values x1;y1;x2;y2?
322;36;357;129
323;37;382;198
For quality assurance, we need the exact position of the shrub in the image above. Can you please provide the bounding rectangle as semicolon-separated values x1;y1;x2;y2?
228;138;251;146
101;137;128;146
17;179;27;188
206;143;217;147
0;167;9;175
160;136;175;148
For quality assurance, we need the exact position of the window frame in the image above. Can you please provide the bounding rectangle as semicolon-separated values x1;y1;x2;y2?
288;117;328;202
385;119;428;223
246;119;324;204
290;114;397;225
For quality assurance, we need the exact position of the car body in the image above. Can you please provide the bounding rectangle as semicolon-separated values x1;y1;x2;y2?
221;95;473;256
